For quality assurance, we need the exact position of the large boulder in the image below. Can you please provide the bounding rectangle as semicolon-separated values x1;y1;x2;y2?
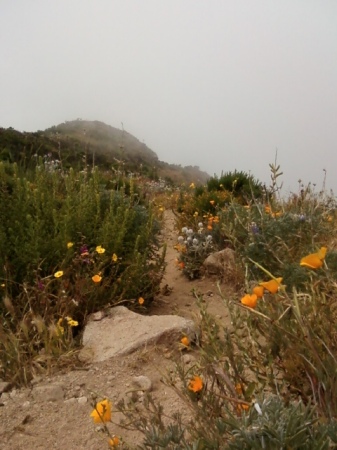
79;306;196;363
203;248;236;279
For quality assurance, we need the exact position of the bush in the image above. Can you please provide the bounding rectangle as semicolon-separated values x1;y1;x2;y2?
174;223;217;279
216;187;337;290
207;170;265;203
0;161;165;385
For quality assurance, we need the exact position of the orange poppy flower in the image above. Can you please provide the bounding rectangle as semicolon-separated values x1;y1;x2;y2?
259;277;283;294
241;294;258;308
237;402;250;412
108;436;120;447
181;336;190;347
252;285;264;298
90;399;112;423
188;375;203;393
92;274;102;283
300;247;327;269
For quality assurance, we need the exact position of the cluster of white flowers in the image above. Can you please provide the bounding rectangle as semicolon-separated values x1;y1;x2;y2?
178;226;212;247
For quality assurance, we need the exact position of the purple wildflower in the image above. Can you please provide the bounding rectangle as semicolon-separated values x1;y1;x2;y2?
80;245;89;256
250;222;259;235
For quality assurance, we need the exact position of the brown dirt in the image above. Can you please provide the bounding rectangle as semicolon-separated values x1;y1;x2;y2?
0;210;234;450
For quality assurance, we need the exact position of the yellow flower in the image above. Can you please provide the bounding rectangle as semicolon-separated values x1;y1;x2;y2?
90;399;112;423
108;436;120;447
259;277;283;294
96;245;106;254
158;207;164;212
92;274;102;283
188;375;203;393
189;182;195;189
252;285;264;298
241;293;258;308
54;271;64;278
180;336;190;347
138;297;145;305
67;242;74;249
300;247;327;269
67;319;79;327
112;253;118;262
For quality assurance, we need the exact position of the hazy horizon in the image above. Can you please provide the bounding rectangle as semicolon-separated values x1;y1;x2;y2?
1;1;337;194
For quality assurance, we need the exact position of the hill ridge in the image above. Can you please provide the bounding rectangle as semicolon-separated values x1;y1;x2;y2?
0;119;209;185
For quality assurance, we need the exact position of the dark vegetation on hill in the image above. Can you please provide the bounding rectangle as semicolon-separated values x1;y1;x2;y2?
0;119;209;185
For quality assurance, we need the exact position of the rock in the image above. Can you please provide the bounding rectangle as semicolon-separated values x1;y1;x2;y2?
92;311;106;321
79;306;196;363
9;389;17;398
64;398;77;404
1;392;9;400
77;396;88;405
32;383;65;402
203;248;236;278
132;376;152;392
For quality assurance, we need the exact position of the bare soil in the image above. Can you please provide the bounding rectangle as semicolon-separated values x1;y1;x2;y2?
0;210;234;449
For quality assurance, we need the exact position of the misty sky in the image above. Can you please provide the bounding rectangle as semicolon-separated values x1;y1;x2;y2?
1;1;337;193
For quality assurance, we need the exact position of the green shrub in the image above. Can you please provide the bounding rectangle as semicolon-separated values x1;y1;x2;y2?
0;161;165;385
207;170;265;202
216;189;337;290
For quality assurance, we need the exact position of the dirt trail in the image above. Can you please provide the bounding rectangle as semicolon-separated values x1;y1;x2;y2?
0;210;233;450
153;210;234;320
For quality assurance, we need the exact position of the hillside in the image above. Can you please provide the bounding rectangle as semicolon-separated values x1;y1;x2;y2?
0;120;209;185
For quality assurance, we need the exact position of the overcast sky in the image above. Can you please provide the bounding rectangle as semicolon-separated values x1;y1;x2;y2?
1;1;337;193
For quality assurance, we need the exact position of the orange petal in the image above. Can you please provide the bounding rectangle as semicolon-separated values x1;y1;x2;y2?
259;278;283;294
318;247;327;260
300;254;323;269
188;375;203;393
252;286;264;298
181;336;190;347
241;294;258;308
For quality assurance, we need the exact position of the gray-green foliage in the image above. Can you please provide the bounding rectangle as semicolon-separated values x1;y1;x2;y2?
119;290;337;449
0;162;164;317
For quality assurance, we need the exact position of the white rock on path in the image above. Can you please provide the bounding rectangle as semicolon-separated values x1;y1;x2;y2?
79;306;196;363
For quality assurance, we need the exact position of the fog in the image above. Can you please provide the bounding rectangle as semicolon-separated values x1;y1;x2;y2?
1;0;337;193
